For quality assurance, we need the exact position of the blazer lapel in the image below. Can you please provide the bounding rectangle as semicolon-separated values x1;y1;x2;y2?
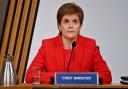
54;35;65;72
74;35;85;72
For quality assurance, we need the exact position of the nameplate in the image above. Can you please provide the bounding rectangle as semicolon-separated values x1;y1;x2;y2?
55;72;99;84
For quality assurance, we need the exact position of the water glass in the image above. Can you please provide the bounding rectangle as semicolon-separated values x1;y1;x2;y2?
32;66;40;84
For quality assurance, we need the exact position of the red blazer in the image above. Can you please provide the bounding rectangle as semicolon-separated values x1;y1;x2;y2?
25;35;112;84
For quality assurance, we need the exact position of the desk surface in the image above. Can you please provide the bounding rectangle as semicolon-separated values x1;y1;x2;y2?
0;83;128;89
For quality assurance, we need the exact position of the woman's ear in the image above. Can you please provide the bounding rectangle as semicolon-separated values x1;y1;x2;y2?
58;24;61;32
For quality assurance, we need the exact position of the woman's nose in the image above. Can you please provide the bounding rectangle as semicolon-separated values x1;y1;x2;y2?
68;22;73;28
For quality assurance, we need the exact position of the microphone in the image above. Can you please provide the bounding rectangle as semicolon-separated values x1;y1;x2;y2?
72;41;76;48
67;41;76;72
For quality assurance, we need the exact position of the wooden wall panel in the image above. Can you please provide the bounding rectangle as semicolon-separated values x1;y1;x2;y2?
8;0;23;55
0;0;40;84
18;0;39;83
0;0;16;71
13;0;31;74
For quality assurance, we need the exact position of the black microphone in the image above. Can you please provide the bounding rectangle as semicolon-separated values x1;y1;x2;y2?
67;41;76;72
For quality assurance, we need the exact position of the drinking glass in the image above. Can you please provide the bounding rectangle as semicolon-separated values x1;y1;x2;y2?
32;66;40;84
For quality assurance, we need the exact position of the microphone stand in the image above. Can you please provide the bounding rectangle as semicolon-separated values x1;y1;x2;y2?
67;41;76;72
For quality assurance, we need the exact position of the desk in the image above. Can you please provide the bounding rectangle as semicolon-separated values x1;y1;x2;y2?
0;84;128;89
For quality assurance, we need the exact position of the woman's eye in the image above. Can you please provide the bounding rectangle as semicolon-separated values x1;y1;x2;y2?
73;20;79;23
64;19;69;23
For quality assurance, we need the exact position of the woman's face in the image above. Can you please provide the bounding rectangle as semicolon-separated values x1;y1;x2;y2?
58;14;81;40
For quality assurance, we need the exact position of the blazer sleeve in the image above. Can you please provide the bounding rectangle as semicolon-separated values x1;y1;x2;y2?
92;41;112;84
25;40;55;84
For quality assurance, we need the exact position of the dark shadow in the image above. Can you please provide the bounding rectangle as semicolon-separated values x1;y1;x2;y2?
0;0;10;51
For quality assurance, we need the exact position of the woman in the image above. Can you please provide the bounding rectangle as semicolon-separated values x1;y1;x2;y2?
25;2;112;84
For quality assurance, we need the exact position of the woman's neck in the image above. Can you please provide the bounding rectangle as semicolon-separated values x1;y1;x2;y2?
62;36;77;49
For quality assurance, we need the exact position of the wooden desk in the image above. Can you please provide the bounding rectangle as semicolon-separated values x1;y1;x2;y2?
0;83;128;89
